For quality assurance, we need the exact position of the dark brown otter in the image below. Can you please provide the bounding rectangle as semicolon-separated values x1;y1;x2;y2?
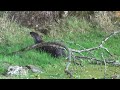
30;32;66;58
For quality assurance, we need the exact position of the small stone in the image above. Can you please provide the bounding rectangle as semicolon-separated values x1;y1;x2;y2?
25;65;43;73
7;66;28;76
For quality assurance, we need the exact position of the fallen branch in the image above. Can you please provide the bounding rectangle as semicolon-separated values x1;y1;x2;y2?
75;56;116;64
102;53;107;79
70;31;120;56
6;42;69;55
64;48;73;78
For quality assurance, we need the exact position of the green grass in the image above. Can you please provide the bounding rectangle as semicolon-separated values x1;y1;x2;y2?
0;15;120;79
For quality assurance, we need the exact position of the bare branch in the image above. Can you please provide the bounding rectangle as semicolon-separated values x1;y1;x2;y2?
65;49;73;78
70;31;120;56
102;53;107;79
7;42;69;55
99;30;120;46
75;56;115;64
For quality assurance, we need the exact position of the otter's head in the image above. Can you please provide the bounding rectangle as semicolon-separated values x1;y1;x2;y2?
30;32;43;43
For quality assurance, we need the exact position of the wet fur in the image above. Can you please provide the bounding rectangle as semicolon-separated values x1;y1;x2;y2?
30;32;66;58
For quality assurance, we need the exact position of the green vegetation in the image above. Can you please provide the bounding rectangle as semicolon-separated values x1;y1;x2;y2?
0;13;120;79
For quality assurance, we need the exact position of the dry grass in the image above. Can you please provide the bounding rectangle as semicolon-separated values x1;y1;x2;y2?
6;11;119;34
7;11;60;28
93;11;115;32
0;12;32;45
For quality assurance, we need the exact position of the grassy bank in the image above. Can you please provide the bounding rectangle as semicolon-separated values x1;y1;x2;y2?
0;14;120;79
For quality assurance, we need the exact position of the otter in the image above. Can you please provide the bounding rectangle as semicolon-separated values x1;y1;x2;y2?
30;32;66;58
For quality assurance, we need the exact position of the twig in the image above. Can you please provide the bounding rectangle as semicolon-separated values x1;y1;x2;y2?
65;49;72;78
75;56;115;64
6;42;69;55
99;30;120;46
101;53;107;79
